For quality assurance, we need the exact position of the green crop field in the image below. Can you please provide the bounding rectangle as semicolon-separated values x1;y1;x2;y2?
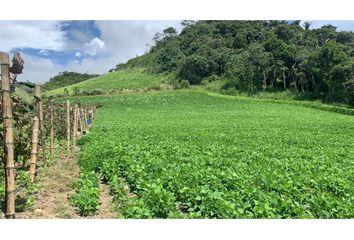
46;68;176;96
75;90;354;218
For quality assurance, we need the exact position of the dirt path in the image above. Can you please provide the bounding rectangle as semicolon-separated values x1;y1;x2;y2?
15;147;116;219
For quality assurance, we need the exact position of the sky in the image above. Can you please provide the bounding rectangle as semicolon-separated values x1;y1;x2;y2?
1;20;354;84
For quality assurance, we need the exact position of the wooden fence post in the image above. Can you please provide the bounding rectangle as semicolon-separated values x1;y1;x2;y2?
49;98;55;159
84;108;88;128
66;100;70;152
1;52;16;218
35;85;46;165
29;116;39;182
78;107;83;136
81;108;86;133
73;104;78;147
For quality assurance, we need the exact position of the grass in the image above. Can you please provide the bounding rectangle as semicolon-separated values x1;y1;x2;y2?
75;90;354;218
45;68;176;96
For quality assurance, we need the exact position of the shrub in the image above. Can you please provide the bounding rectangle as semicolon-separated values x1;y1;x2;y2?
73;87;81;96
179;80;190;89
82;88;104;96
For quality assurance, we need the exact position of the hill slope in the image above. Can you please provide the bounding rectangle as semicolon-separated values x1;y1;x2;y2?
43;71;99;91
115;20;354;106
45;68;177;96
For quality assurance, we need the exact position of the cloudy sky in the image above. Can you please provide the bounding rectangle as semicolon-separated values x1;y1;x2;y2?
1;20;354;83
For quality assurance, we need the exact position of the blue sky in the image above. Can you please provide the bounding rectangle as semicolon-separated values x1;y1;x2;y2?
1;20;354;83
0;20;183;83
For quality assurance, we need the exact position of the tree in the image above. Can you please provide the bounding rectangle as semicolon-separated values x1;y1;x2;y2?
248;44;273;90
226;44;273;92
163;27;177;38
115;20;354;105
178;55;210;84
181;20;196;27
303;21;311;30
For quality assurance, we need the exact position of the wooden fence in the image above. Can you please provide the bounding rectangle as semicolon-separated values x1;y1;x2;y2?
0;51;97;218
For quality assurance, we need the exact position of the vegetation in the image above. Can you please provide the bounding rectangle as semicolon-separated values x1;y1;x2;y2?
43;71;99;91
70;172;100;216
115;21;354;106
0;90;91;215
75;91;354;218
46;68;179;97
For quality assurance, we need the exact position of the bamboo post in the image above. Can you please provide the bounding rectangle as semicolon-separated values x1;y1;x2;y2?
35;85;47;165
81;108;86;133
49;98;55;159
84;108;88;128
66;100;70;152
29;116;39;182
73;104;78;147
1;52;16;218
78;107;84;136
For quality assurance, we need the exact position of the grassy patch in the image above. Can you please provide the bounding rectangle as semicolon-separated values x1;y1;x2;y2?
45;68;177;96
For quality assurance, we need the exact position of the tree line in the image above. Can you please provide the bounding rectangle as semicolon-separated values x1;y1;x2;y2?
115;20;354;105
43;71;99;91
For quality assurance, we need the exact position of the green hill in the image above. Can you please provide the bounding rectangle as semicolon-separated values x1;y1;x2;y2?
46;21;354;105
114;21;354;106
43;71;99;91
45;68;177;97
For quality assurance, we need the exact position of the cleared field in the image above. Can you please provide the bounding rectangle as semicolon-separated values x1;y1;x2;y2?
46;68;175;96
76;90;354;218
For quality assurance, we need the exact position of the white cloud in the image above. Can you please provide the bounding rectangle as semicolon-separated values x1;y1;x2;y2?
38;49;50;55
84;37;105;56
9;20;184;83
96;20;182;60
18;53;65;83
75;51;82;58
0;21;66;52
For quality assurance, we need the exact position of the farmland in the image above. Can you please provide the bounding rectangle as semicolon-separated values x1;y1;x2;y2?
75;90;354;218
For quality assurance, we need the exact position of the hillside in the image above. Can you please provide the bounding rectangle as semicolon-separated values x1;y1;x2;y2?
114;20;354;106
45;68;178;96
43;71;99;91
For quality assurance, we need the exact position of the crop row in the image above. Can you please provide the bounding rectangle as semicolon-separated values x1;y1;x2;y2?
77;91;354;218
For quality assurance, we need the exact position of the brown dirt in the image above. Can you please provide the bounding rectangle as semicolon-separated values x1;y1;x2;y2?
13;146;117;219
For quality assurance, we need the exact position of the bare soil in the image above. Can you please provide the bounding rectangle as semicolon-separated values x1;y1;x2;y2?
13;147;117;219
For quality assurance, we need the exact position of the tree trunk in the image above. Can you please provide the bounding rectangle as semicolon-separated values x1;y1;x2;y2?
301;82;305;93
283;70;287;90
293;79;298;92
262;70;267;90
1;52;16;218
271;67;276;88
311;74;316;90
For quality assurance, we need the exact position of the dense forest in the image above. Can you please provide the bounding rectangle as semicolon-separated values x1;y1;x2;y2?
115;20;354;105
43;71;99;90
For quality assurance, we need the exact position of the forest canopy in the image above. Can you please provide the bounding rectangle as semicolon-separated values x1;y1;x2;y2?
115;20;354;105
